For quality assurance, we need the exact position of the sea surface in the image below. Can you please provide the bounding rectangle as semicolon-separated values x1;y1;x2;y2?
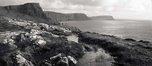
62;19;152;41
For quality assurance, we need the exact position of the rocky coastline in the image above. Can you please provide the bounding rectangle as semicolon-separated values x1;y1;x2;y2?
0;3;152;66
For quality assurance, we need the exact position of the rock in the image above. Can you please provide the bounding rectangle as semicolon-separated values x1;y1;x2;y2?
30;29;40;35
16;54;26;63
15;54;34;66
40;61;52;66
67;56;77;64
34;39;46;46
16;31;46;46
3;38;15;45
38;23;49;30
0;16;85;66
56;57;69;66
49;54;78;66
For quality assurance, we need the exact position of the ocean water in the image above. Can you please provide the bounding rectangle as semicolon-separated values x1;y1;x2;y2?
62;19;152;41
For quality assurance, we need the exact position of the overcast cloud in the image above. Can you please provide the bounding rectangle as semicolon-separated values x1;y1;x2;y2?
1;0;152;20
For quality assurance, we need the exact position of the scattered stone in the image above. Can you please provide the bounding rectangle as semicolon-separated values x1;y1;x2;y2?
15;54;34;66
67;56;77;64
49;54;77;66
38;23;49;30
34;39;46;46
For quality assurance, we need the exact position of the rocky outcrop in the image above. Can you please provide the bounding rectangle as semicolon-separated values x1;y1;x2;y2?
0;16;85;66
45;11;89;21
49;53;77;66
79;32;152;66
90;16;114;20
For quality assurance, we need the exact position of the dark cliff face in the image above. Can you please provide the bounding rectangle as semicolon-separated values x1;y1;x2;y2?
45;11;89;22
4;3;47;19
0;3;58;25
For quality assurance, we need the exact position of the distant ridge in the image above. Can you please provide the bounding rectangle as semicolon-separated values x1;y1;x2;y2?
90;16;114;20
45;11;89;22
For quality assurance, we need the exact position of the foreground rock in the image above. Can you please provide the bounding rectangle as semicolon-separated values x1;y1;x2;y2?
79;32;152;66
0;17;85;66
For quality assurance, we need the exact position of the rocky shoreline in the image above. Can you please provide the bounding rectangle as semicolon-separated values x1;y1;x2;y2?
0;3;152;66
1;15;152;66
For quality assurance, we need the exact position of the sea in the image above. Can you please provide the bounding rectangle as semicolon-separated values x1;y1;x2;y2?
62;19;152;42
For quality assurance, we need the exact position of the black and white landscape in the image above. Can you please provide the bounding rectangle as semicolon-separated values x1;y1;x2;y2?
0;0;152;66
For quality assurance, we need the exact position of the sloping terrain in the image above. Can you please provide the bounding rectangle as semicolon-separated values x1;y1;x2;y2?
0;16;86;66
79;32;152;66
0;3;58;25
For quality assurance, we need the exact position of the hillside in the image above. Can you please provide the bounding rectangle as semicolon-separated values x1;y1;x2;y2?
0;3;58;24
79;32;152;66
45;11;89;22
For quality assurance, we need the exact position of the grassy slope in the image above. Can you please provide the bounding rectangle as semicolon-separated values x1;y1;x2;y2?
79;32;152;66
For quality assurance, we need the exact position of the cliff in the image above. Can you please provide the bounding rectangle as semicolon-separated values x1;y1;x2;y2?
0;3;58;24
90;16;114;20
45;11;89;22
4;3;47;19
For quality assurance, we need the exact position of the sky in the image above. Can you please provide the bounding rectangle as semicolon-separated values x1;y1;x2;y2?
1;0;152;20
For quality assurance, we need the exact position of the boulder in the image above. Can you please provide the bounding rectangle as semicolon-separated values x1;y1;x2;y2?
15;54;34;66
49;54;77;66
67;56;77;64
38;23;49;30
